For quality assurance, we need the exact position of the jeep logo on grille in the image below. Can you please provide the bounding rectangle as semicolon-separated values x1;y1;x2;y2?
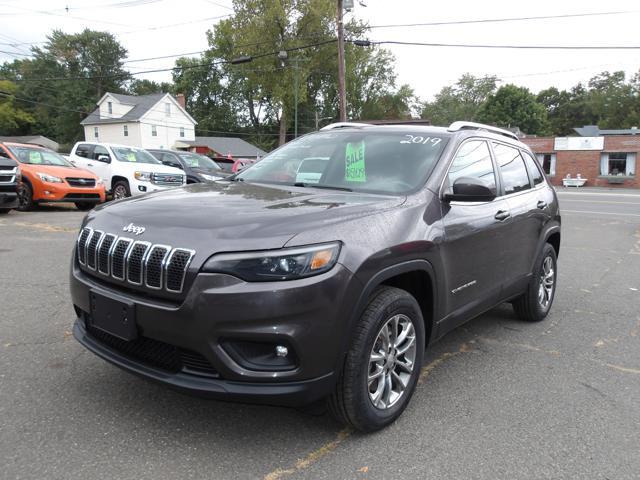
122;223;146;236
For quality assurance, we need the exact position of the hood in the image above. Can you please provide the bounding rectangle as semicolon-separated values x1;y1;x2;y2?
24;164;97;179
84;181;405;257
115;162;184;175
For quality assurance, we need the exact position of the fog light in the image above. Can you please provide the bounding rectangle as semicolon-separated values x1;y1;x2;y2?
275;345;288;357
44;190;51;195
138;185;147;192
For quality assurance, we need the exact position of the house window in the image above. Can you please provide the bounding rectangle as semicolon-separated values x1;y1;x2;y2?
179;127;185;138
123;125;128;137
94;127;99;139
165;102;171;116
600;152;636;176
536;153;556;176
107;102;113;114
151;125;157;137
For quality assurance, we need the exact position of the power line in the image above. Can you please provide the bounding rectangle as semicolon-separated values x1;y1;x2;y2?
1;38;338;83
367;40;640;50
367;10;640;29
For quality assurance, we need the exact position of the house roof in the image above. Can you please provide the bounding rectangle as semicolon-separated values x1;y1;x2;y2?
0;135;59;150
81;92;196;126
574;125;640;136
180;136;268;157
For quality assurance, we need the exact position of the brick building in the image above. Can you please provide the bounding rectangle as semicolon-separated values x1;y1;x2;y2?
521;126;639;188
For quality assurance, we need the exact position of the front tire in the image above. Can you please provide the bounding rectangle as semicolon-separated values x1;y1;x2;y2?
112;180;131;200
17;183;34;211
512;243;557;322
74;202;95;211
329;286;425;432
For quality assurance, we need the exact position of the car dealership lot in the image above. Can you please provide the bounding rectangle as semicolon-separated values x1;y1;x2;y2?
1;190;639;480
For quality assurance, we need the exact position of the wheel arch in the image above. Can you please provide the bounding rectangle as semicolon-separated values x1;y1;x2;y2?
345;260;438;355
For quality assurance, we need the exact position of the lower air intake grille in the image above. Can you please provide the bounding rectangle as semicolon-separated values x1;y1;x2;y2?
85;321;218;377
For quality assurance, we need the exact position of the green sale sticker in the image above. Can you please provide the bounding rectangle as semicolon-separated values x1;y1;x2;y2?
345;140;366;182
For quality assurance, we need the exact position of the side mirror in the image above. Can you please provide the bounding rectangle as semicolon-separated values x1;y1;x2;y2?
444;177;496;202
97;155;111;164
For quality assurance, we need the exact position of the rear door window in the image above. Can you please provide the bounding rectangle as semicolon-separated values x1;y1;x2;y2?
75;144;93;158
493;143;532;195
92;145;110;160
521;151;544;186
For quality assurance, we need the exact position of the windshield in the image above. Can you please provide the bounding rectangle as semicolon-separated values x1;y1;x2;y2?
237;131;448;194
178;152;221;170
112;147;161;164
9;146;74;167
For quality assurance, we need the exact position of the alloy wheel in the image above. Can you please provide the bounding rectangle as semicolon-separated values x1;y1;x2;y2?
367;314;417;409
538;255;555;309
113;185;128;200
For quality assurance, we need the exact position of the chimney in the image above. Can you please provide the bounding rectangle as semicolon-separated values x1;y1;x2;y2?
176;93;186;110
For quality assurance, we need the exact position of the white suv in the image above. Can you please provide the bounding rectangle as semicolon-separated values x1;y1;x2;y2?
69;142;186;199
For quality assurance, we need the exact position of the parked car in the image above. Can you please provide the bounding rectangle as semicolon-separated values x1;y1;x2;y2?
69;142;185;200
147;149;231;183
0;152;20;213
0;142;105;211
215;157;256;173
70;121;560;432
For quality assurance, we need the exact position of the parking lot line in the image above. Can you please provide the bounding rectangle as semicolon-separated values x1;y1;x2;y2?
562;209;640;218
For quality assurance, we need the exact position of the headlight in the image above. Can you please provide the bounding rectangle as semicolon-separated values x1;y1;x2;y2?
37;173;63;183
96;178;104;186
134;171;152;182
200;173;221;181
202;242;341;281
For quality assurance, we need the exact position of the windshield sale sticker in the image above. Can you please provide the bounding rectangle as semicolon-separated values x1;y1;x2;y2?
345;141;366;182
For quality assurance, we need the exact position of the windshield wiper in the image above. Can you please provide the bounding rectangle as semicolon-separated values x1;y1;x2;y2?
293;182;352;192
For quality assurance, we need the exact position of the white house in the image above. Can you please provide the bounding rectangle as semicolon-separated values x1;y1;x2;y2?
81;92;197;149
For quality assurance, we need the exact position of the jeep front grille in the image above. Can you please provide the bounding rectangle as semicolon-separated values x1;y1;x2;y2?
77;227;194;294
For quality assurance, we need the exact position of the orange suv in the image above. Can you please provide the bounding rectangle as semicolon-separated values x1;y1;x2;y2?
0;142;106;211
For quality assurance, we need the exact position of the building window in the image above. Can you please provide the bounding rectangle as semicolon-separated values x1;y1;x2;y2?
107;101;113;114
536;153;556;176
151;125;157;137
123;125;128;137
600;152;636;176
179;127;185;138
94;127;99;139
165;102;171;116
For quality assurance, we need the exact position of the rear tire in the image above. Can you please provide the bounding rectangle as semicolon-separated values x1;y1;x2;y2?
329;286;425;432
17;183;34;211
74;202;95;211
112;180;131;200
512;243;557;322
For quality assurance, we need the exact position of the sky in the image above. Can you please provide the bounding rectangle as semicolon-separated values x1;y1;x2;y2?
1;0;640;102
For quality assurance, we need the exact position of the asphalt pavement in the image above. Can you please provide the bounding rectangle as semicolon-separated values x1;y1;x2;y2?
1;189;639;480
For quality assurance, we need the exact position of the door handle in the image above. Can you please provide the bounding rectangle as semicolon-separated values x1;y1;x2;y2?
537;200;547;209
494;210;511;221
87;163;94;167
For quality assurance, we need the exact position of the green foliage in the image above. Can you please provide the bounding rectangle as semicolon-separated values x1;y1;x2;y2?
0;29;130;144
421;74;498;125
478;84;550;135
129;79;172;95
0;80;34;133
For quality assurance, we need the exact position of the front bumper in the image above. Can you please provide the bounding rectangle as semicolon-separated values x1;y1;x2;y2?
0;191;18;209
129;179;183;196
70;259;360;406
34;183;106;203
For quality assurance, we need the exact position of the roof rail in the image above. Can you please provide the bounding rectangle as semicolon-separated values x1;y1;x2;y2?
447;121;519;141
320;122;371;131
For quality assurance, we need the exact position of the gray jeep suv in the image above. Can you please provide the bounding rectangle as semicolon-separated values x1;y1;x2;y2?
70;121;560;432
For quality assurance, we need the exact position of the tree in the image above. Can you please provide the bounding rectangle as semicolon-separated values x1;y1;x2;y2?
421;74;498;125
0;80;34;133
128;79;172;96
0;29;129;144
478;84;550;135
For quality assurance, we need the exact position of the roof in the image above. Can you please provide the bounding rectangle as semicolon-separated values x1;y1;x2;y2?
80;92;196;126
574;125;640;136
0;135;59;150
180;136;268;157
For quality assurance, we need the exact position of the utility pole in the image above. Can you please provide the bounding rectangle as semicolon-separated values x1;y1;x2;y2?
336;0;347;122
